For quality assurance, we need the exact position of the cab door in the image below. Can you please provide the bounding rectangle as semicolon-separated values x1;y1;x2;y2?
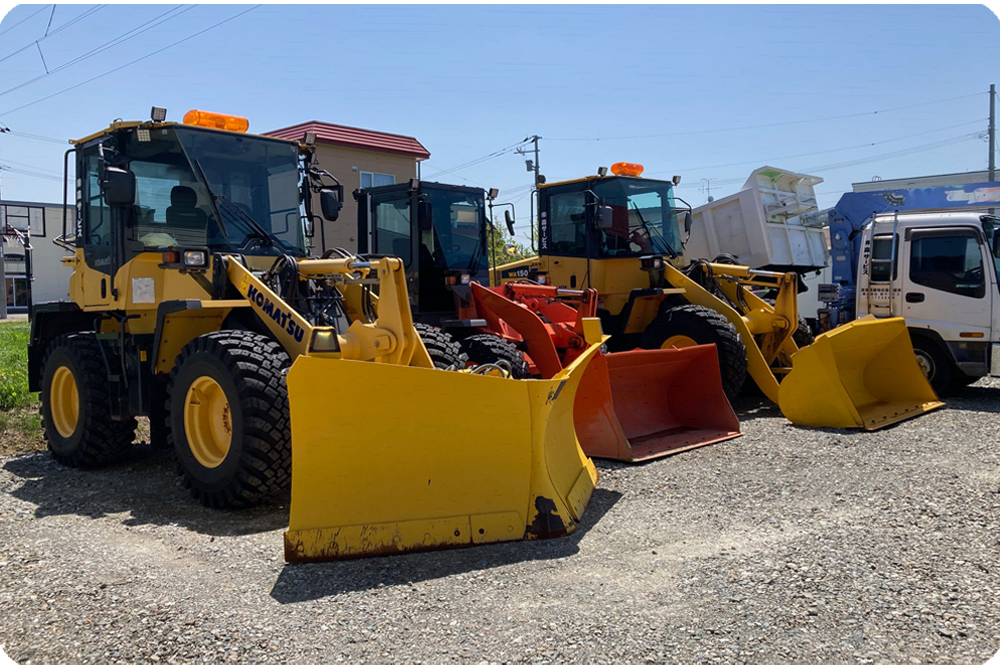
899;226;992;337
78;147;116;309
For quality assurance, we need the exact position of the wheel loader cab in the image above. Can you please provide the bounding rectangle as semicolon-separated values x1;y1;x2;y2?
357;181;489;320
73;122;308;296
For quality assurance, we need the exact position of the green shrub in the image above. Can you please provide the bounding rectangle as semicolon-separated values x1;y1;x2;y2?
0;322;34;411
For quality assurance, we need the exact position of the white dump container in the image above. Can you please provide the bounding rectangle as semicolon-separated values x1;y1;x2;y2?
684;166;828;271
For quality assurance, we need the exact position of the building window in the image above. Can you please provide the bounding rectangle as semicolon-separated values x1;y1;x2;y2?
1;204;46;237
360;172;394;189
5;274;29;310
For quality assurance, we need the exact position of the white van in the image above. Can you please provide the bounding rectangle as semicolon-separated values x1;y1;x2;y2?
856;210;1000;393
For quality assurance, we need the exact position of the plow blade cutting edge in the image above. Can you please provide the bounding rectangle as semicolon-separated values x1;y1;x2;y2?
282;343;602;562
575;346;742;461
778;316;944;430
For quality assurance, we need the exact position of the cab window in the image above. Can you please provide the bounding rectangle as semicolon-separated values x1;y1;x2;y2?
547;191;588;256
909;230;985;299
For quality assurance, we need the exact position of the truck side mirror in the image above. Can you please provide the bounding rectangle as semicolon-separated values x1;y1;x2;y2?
993;232;1000;258
417;200;433;231
102;167;136;208
320;189;342;221
684;210;693;234
504;210;515;236
596;205;614;231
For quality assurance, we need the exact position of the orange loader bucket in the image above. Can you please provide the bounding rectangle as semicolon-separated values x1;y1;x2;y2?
574;345;741;462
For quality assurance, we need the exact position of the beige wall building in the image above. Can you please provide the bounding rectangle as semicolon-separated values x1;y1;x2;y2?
265;121;430;253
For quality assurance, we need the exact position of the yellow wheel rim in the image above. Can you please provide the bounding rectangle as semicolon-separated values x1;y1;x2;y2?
183;376;233;469
50;366;80;438
661;334;698;349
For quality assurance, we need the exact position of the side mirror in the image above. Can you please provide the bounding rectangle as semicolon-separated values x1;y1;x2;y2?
684;210;693;234
320;189;342;221
504;210;515;236
596;205;614;231
993;232;1000;258
417;200;433;231
102;167;136;208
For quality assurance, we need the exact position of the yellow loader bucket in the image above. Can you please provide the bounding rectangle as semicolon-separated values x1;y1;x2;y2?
778;316;943;430
282;344;602;562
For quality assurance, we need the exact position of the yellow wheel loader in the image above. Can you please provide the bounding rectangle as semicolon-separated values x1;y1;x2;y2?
28;108;600;561
494;162;943;430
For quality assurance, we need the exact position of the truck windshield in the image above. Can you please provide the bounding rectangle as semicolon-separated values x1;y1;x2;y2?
419;187;487;271
982;216;1000;283
176;127;305;256
592;177;681;257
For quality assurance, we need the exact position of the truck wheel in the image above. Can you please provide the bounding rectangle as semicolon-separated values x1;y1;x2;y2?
167;331;291;509
39;333;137;467
792;317;815;348
909;336;953;396
641;304;748;398
459;333;529;378
413;323;467;369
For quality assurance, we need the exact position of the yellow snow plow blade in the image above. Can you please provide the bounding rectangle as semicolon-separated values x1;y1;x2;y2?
778;316;943;430
282;343;602;562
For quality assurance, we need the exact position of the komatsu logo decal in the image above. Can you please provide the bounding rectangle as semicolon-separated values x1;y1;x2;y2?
246;284;305;343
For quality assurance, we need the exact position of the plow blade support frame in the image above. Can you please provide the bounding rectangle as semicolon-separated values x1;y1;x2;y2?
778;316;943;430
282;344;602;562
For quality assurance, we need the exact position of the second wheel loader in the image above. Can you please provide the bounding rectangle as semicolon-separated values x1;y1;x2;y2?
494;162;943;430
355;180;741;462
29;108;601;562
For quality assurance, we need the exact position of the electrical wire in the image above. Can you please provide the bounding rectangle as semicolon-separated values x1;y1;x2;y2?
4;129;66;145
423;138;532;179
648;118;988;176
0;5;50;39
547;92;983;142
0;5;261;118
0;6;193;99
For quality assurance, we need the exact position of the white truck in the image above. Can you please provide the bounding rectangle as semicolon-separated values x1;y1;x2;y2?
685;166;829;327
856;210;1000;393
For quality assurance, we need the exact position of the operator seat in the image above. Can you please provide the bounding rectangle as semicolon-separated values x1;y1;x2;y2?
166;186;207;230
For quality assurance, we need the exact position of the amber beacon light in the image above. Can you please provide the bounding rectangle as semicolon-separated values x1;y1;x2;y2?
610;162;644;177
182;110;250;133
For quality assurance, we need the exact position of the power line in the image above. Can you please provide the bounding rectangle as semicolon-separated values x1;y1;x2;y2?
423;138;533;179
0;6;261;119
547;92;983;142
0;5;50;39
0;6;105;68
4;129;67;145
648;118;987;176
0;6;193;99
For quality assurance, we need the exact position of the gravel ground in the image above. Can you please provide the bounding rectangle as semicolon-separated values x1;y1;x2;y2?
1;381;999;665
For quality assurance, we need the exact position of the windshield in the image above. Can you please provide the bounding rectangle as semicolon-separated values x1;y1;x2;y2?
176;128;304;256
981;216;1000;283
592;177;681;257
419;186;487;271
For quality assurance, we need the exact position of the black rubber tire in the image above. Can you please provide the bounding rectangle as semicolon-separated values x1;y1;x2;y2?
413;323;467;369
39;333;137;467
909;335;954;396
792;317;815;348
166;331;292;509
459;333;530;379
641;304;748;399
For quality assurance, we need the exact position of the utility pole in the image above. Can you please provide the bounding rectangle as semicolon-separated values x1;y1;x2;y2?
989;83;996;182
517;135;542;250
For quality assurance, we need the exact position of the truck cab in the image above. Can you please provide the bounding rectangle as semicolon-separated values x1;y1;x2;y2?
856;210;1000;392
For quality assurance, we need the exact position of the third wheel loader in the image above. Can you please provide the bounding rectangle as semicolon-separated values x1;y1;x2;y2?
493;162;943;430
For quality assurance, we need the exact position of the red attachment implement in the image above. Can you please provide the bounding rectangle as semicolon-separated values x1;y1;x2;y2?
470;282;741;462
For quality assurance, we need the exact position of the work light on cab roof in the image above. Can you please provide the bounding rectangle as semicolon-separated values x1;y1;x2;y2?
610;162;644;177
182;109;249;133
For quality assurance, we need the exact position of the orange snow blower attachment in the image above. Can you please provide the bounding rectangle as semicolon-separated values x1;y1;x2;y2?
470;283;741;462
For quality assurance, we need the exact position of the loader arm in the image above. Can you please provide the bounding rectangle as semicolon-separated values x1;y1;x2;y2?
225;255;433;368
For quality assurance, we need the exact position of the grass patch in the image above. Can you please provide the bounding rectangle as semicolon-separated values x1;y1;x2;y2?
0;321;34;411
0;321;42;451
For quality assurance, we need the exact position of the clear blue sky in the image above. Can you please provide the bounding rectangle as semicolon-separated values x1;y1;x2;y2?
0;3;998;244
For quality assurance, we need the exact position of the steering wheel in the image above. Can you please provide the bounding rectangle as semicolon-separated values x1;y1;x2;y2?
451;243;463;252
